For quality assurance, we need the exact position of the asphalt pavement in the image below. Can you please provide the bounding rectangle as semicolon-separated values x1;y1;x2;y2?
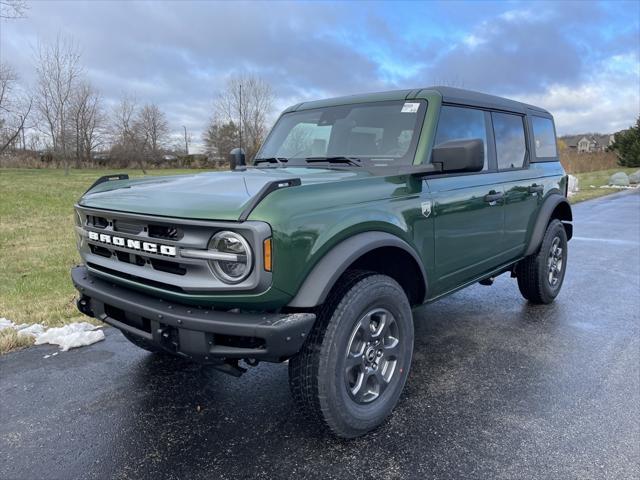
1;190;639;480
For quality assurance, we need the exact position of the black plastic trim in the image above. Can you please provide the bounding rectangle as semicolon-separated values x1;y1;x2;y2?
524;194;573;256
238;178;301;221
72;266;315;362
84;174;129;195
287;231;428;308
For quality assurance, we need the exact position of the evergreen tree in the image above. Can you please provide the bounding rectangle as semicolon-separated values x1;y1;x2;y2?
610;117;640;167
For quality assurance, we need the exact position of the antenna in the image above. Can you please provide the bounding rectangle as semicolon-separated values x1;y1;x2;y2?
238;82;243;154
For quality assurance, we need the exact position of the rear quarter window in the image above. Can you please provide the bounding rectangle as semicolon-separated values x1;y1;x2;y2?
531;116;558;158
492;112;527;170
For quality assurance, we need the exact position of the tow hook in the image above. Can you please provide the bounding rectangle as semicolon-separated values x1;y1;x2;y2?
77;295;94;317
158;326;179;353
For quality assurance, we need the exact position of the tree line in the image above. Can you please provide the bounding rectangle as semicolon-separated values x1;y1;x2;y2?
0;33;274;173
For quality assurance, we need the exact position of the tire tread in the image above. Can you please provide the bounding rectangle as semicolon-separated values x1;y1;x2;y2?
517;219;567;304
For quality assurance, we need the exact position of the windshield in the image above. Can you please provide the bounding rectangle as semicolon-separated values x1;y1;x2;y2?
257;100;427;166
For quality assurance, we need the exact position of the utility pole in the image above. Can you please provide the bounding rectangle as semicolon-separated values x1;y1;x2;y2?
238;83;243;153
182;125;189;155
19;115;26;150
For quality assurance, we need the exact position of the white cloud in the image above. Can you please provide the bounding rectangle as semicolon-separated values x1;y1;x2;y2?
515;55;639;134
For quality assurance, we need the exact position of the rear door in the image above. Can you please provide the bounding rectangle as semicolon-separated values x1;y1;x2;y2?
425;105;505;296
491;112;541;258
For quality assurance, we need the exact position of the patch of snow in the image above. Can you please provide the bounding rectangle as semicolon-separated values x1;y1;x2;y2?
568;174;579;194
0;317;104;352
0;318;14;331
599;185;639;190
17;324;46;337
34;322;105;351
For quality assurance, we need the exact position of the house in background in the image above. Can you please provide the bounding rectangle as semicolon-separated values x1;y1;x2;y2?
562;134;615;153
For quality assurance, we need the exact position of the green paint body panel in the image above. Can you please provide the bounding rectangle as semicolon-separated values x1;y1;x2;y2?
77;87;569;311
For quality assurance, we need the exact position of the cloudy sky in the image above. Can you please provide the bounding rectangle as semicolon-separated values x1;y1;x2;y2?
1;0;638;150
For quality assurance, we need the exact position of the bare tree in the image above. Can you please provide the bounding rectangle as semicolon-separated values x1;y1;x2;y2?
34;34;83;174
71;81;105;167
213;75;274;161
109;95;146;172
135;103;169;163
0;62;32;154
0;0;29;19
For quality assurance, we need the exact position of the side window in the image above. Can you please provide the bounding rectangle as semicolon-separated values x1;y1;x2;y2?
531;116;558;158
434;106;488;170
492;112;527;170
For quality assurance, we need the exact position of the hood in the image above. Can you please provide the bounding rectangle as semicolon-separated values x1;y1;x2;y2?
78;167;368;221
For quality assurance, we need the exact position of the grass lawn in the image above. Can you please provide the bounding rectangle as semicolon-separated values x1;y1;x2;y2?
0;168;207;352
570;167;638;203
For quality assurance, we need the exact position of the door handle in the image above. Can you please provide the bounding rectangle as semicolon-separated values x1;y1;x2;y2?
484;192;504;204
529;184;544;194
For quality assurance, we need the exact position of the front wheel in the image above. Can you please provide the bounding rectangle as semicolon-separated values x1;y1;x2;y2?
517;219;568;304
288;271;414;438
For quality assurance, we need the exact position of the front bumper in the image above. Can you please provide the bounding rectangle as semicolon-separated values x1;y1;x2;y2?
71;266;315;363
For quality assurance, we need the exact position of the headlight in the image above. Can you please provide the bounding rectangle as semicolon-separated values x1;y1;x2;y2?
208;231;253;283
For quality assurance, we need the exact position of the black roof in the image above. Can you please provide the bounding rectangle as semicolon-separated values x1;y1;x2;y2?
288;86;551;116
431;86;550;115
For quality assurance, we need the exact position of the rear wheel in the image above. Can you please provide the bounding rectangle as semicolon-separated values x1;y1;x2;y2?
288;271;414;438
517;219;568;304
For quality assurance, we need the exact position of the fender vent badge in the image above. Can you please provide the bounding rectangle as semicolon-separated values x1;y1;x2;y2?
421;200;432;218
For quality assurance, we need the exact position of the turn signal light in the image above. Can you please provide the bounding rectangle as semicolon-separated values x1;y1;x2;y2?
263;238;272;272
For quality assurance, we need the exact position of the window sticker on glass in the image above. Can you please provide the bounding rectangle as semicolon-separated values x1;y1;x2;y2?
401;102;420;113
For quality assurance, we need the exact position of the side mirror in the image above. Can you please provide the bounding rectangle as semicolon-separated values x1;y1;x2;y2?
432;139;484;173
228;148;246;170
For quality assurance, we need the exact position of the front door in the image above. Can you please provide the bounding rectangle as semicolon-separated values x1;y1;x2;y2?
427;175;504;296
424;105;505;297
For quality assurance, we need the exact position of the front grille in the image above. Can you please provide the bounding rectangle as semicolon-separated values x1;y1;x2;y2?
114;250;146;266
90;244;111;258
113;220;143;235
76;205;271;294
149;224;182;240
93;245;187;276
88;262;185;292
88;215;108;228
150;258;186;275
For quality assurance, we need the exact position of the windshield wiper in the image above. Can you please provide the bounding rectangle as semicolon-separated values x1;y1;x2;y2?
304;156;364;167
254;157;288;165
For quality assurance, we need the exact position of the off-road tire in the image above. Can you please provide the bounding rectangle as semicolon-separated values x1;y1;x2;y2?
121;330;170;355
288;270;414;439
517;219;568;304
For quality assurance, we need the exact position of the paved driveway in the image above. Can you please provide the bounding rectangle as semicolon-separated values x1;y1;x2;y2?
1;190;639;480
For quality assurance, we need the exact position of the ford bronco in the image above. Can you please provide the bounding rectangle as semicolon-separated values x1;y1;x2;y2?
72;87;572;438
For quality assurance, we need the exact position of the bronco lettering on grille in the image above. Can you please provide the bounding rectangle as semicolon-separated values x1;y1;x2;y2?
87;231;176;256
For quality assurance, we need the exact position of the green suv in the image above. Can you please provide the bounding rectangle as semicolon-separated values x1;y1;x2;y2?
72;87;572;438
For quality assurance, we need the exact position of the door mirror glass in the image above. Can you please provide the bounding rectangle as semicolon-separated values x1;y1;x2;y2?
432;139;484;173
